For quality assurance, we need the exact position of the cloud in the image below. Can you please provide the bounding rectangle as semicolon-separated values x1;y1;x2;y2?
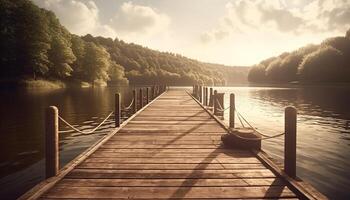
260;6;303;32
33;0;105;35
109;2;170;35
200;0;350;44
33;0;170;39
200;29;230;43
224;0;303;33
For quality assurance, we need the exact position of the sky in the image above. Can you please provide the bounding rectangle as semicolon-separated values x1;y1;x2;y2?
33;0;350;66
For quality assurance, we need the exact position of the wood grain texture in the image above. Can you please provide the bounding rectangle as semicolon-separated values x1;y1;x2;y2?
29;88;306;199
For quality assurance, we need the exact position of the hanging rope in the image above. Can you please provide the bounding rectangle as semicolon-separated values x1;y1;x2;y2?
228;129;285;141
236;110;245;128
215;98;224;110
123;98;134;110
229;108;285;140
58;111;114;134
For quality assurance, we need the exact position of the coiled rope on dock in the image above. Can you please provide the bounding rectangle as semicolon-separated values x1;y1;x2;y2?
58;111;114;134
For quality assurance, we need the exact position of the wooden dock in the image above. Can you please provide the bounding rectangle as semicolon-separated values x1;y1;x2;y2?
20;87;326;199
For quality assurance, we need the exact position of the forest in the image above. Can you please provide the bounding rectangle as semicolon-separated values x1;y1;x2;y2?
0;0;248;87
248;29;350;84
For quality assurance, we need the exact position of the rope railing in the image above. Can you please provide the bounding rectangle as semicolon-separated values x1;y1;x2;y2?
44;84;167;179
216;98;224;110
58;111;114;134
122;98;134;110
234;109;285;139
212;95;285;140
236;110;245;128
192;85;297;178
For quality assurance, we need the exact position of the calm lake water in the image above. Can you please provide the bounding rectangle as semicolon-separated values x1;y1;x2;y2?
0;85;349;199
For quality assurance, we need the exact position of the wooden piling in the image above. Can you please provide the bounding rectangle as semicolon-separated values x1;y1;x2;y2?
205;87;208;106
146;87;149;104
139;88;143;109
202;87;204;105
209;88;213;107
285;106;297;178
22;88;325;200
115;93;121;127
199;85;202;103
230;93;235;128
213;90;218;114
45;106;59;179
133;90;137;113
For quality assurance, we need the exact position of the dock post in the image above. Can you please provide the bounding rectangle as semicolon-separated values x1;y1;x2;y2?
209;88;213;107
133;90;137;113
202;86;205;106
199;85;202;104
146;87;149;104
205;87;208;106
115;93;121;127
45;106;59;179
195;85;198;99
285;106;297;178
213;90;218;115
230;93;235;128
139;88;143;109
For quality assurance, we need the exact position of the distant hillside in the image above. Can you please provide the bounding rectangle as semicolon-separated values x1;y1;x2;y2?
248;29;350;84
0;0;248;87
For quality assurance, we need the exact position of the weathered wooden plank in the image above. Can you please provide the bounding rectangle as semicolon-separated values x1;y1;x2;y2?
127;121;218;124
115;132;226;136
43;186;295;199
21;88;312;200
91;148;252;154
67;169;277;179
80;157;261;164
109;135;220;139
132;116;213;121
90;153;253;159
118;129;226;134
57;178;286;187
123;124;226;130
104;140;222;145
100;144;223;149
77;163;266;170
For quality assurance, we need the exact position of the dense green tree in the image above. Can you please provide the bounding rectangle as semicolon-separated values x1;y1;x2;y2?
248;29;350;84
71;35;86;79
109;62;128;85
248;64;267;83
48;35;76;78
83;42;110;85
298;46;346;82
1;0;248;86
15;0;51;79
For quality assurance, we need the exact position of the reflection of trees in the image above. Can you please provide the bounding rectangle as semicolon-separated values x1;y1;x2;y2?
0;86;136;179
251;87;350;120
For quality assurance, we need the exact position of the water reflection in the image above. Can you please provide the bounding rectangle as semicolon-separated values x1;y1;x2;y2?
1;86;349;199
217;86;350;199
0;86;135;198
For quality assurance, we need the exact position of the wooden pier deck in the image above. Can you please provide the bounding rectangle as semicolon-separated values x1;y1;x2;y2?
21;88;324;199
